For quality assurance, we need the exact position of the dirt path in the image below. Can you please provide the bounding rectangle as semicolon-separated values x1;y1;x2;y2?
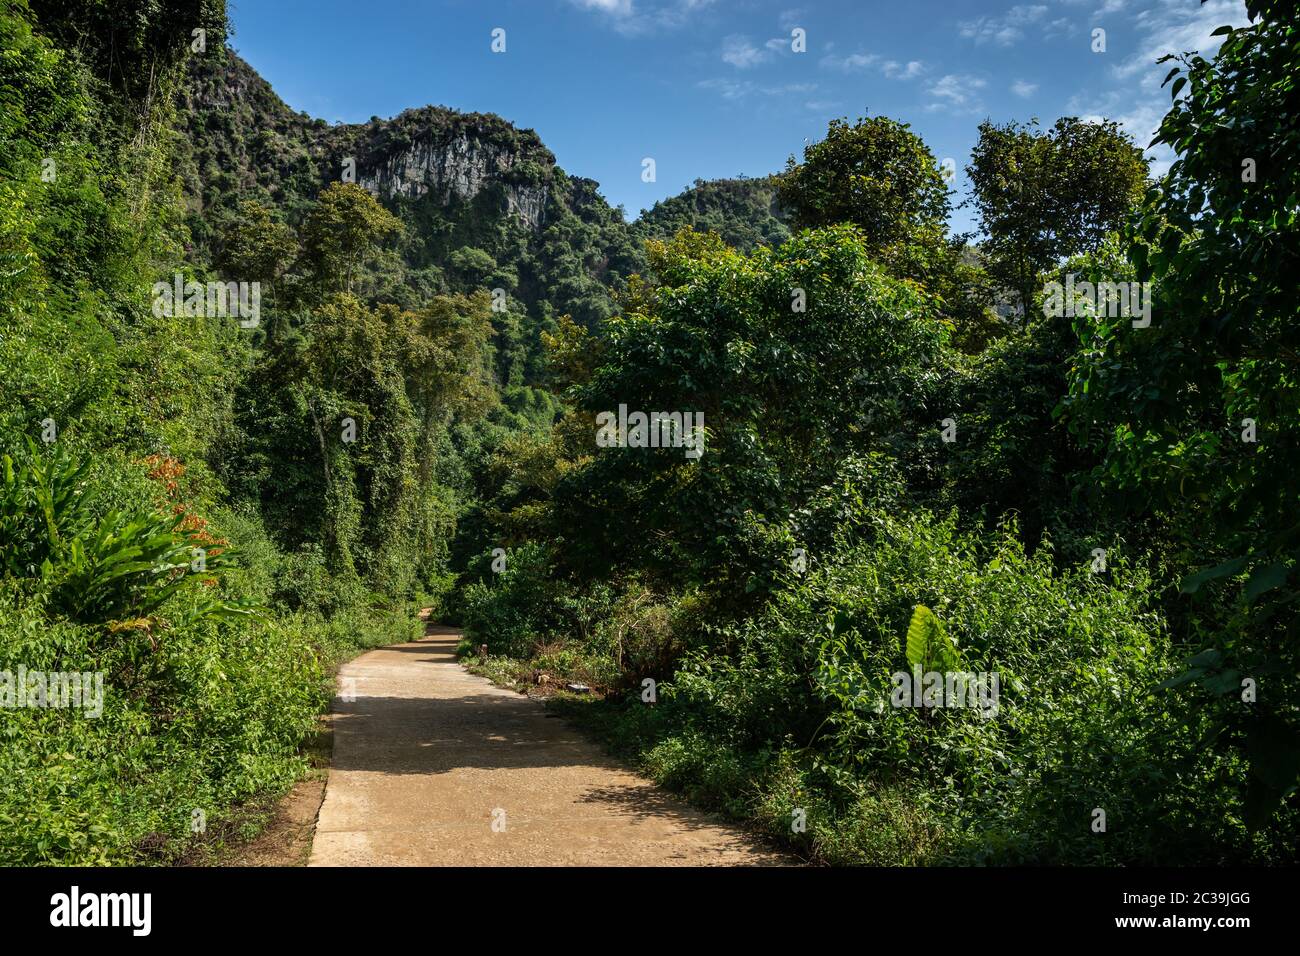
308;625;788;866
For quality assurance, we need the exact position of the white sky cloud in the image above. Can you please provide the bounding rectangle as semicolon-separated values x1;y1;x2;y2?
820;51;880;71
569;0;718;35
883;60;925;80
821;51;925;81
958;4;1049;46
926;73;988;113
699;78;817;100
570;0;634;15
722;34;768;68
1114;0;1245;80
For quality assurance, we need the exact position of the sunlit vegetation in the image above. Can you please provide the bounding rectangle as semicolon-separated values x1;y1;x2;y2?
2;0;1296;866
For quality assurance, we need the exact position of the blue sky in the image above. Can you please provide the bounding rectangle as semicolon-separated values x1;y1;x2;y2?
227;0;1247;234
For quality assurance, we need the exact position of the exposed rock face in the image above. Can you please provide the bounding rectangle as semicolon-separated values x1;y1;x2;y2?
359;134;549;230
181;50;553;232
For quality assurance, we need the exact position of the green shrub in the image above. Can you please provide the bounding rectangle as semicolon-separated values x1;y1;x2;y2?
585;507;1295;864
1;441;252;626
459;541;561;655
0;441;423;864
0;579;323;865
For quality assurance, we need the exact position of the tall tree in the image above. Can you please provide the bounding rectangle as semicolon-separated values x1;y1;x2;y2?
966;116;1147;317
1063;0;1300;828
547;226;948;594
216;198;297;292
300;182;401;294
777;115;950;265
778;115;997;352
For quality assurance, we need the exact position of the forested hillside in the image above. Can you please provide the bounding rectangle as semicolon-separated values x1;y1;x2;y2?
2;0;1297;868
634;175;790;252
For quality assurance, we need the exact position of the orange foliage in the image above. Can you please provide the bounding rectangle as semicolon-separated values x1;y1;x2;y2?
139;454;228;555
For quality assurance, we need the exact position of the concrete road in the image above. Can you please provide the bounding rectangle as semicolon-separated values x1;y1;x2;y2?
308;626;789;866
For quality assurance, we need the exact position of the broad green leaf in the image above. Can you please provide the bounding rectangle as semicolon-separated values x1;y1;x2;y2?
904;604;961;672
1244;561;1288;603
1180;556;1247;594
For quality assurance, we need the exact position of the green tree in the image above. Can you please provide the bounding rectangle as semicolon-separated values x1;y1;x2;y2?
227;289;495;595
966;116;1148;318
28;0;228;113
778;115;998;352
777;115;950;265
448;246;498;287
1062;0;1300;827
301;182;401;293
216;198;297;291
545;226;949;599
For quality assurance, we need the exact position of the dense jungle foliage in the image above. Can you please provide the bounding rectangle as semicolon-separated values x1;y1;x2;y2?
1;0;1296;866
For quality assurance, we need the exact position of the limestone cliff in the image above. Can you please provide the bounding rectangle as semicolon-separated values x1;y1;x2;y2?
178;49;555;231
357;129;549;229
